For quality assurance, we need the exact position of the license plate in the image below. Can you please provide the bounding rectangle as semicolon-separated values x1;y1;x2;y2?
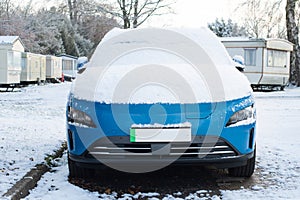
130;127;191;142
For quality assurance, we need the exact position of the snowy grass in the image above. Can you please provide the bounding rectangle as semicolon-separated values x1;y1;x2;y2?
0;83;71;195
221;88;300;199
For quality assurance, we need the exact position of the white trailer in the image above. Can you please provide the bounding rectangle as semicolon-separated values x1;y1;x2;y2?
221;38;293;90
58;54;78;79
21;53;47;84
46;55;62;82
21;53;40;83
0;36;24;86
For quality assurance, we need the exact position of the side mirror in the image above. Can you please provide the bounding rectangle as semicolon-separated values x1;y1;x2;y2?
232;55;245;72
235;66;245;72
77;57;88;70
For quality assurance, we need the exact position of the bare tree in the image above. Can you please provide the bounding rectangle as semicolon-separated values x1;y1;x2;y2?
0;0;23;36
98;0;174;29
286;0;300;86
0;0;14;19
264;0;283;38
241;0;263;37
62;0;120;53
66;0;102;26
78;14;119;47
67;0;78;25
23;0;33;18
237;0;284;38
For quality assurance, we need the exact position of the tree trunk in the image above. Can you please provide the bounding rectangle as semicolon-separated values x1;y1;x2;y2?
133;0;138;28
68;0;78;26
102;0;171;29
68;0;74;23
286;0;300;86
5;0;11;19
73;0;78;25
120;0;130;29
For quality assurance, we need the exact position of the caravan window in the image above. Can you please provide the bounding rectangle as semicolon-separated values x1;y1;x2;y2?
267;50;287;68
7;51;21;68
244;48;256;66
7;51;13;68
63;60;73;70
21;57;26;69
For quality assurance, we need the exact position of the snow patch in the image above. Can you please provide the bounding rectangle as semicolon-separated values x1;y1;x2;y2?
0;83;71;195
131;122;191;128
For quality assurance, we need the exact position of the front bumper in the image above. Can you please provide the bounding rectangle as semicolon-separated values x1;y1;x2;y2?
70;152;254;169
69;136;255;169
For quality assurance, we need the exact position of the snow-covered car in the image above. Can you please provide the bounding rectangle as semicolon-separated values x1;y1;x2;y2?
66;27;256;178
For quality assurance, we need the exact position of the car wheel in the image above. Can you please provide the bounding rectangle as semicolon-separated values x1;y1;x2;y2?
228;148;256;177
68;154;95;179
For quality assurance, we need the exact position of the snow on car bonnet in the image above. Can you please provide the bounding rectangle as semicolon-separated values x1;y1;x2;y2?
72;27;252;104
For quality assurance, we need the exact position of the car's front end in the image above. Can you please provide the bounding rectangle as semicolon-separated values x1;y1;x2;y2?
67;94;256;176
66;27;256;178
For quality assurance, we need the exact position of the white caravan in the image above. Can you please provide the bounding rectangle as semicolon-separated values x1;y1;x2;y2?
21;52;46;83
46;55;62;82
0;36;24;86
221;38;293;90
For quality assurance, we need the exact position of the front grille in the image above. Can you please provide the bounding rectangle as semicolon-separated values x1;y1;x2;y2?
92;144;152;155
87;139;237;159
170;141;236;158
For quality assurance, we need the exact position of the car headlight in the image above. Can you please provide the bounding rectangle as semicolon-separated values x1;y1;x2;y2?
226;105;255;126
67;107;96;128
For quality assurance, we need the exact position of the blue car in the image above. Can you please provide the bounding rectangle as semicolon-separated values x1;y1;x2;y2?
67;28;256;178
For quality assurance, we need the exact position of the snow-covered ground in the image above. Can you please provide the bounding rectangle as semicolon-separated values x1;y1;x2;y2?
222;87;300;199
0;83;71;195
1;84;300;199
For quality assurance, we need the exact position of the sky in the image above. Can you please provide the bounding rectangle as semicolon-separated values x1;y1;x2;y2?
20;0;242;28
146;0;241;28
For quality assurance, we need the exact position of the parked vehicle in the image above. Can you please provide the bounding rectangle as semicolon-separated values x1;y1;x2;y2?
67;28;256;178
221;38;293;91
0;36;24;88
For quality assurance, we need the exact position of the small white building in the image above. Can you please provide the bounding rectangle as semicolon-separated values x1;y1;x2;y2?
21;52;46;83
221;38;293;89
57;54;78;78
0;36;24;85
46;55;62;80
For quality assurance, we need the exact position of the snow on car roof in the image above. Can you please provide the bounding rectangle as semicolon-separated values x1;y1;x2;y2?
72;27;252;104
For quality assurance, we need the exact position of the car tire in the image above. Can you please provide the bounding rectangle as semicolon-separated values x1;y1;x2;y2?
68;154;95;179
228;148;256;177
